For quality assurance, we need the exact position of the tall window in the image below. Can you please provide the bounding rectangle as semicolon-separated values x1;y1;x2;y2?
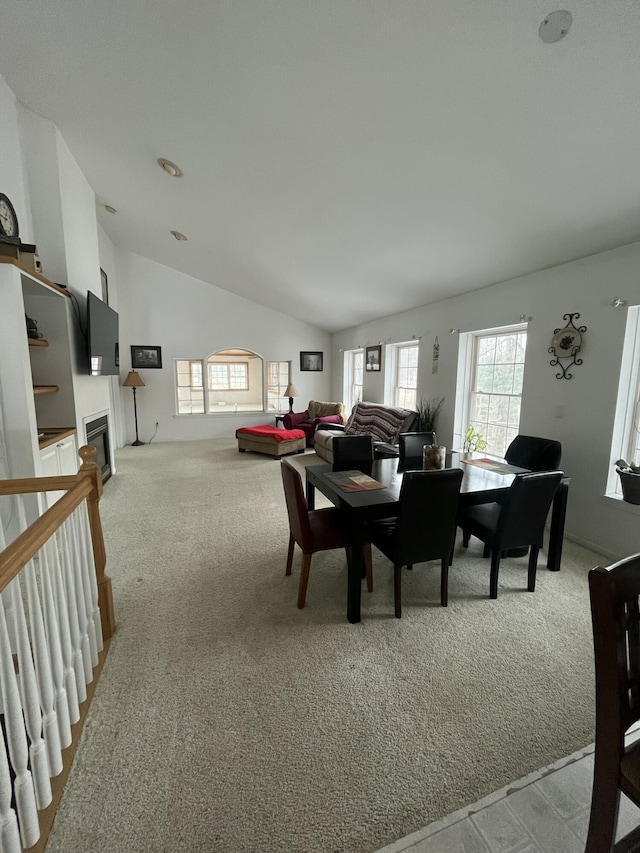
394;343;419;409
466;326;527;457
343;349;364;413
266;361;291;413
175;360;204;414
608;306;640;497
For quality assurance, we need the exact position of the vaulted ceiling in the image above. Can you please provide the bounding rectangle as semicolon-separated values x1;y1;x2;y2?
1;1;639;332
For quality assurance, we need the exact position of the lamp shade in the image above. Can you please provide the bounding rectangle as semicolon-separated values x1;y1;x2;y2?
122;370;145;388
284;383;298;398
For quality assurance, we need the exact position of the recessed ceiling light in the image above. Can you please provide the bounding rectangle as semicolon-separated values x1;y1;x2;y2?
104;204;117;214
539;10;572;43
157;158;183;177
170;230;188;241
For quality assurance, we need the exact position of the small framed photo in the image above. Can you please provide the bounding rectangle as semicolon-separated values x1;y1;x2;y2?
300;351;323;372
100;268;109;305
366;345;382;371
131;345;163;369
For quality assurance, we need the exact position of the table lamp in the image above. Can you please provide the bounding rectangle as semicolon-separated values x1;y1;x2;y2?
122;370;145;446
283;383;298;414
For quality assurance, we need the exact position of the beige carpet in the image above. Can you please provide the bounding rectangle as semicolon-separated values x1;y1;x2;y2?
47;439;600;853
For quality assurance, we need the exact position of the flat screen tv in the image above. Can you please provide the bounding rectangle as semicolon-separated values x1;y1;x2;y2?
87;291;119;376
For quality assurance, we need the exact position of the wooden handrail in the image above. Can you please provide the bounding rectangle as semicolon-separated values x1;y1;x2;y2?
0;445;114;640
0;478;92;592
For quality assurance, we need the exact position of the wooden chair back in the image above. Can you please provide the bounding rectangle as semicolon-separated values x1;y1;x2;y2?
586;555;640;852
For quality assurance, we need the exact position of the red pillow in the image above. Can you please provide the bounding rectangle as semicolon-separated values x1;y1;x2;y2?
283;411;310;429
316;414;344;426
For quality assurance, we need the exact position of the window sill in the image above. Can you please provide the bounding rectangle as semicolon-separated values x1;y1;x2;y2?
174;411;266;418
601;492;640;513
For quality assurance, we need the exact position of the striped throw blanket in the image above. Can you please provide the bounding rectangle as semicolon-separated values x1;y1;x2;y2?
344;402;414;444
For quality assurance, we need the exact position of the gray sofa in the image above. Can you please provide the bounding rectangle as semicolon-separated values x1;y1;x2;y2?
314;401;417;463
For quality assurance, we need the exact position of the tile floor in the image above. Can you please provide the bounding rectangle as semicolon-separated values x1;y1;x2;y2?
375;740;640;853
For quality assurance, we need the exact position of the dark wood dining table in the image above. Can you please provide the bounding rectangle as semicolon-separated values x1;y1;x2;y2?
305;452;570;623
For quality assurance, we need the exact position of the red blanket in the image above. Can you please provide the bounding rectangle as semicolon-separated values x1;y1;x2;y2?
236;425;305;442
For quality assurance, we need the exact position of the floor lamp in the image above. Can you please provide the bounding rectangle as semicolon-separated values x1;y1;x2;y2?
122;370;145;446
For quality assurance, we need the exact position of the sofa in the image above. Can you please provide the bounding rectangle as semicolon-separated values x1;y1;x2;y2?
314;401;417;463
282;400;345;446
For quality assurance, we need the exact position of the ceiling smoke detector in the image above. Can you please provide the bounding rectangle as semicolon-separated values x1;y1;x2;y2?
157;158;183;177
539;10;572;43
170;230;188;241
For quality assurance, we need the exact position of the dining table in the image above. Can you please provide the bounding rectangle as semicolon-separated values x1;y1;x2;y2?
305;452;570;623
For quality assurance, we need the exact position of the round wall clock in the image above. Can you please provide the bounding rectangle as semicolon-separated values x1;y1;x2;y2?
0;193;19;242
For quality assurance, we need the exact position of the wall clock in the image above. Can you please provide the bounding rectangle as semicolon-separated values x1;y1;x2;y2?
548;312;587;380
0;193;20;244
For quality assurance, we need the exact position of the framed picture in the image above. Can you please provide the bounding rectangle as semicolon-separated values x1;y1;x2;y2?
366;345;382;371
100;268;109;305
300;351;323;372
131;345;163;369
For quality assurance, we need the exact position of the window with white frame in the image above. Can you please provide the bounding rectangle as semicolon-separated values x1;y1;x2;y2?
175;348;264;414
266;361;291;412
608;306;640;496
175;360;205;414
394;343;419;409
343;349;364;413
461;325;527;457
208;361;248;390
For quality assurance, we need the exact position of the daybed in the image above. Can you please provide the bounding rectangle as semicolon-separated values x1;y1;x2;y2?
314;401;417;463
236;425;306;457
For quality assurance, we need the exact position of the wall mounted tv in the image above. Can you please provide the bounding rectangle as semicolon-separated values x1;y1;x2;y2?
87;291;119;376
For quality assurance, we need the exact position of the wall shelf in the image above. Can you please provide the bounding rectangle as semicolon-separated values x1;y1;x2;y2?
33;385;59;395
28;338;49;347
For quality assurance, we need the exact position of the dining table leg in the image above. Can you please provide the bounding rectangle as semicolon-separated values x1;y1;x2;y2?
305;471;316;510
547;478;569;571
345;516;365;623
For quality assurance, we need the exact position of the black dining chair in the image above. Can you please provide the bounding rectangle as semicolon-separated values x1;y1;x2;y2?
585;554;640;853
457;470;563;599
280;461;373;608
366;468;463;617
398;432;436;470
504;435;562;471
331;434;374;472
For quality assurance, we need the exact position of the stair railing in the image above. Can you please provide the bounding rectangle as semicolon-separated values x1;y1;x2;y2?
0;445;114;853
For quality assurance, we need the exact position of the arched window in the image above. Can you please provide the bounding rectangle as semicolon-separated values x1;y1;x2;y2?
206;348;264;413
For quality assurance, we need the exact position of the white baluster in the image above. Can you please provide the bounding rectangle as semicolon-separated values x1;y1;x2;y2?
48;536;81;724
0;733;21;853
58;524;88;701
10;575;52;809
66;514;94;682
26;554;63;776
74;506;102;660
80;504;103;654
39;542;72;749
0;597;39;848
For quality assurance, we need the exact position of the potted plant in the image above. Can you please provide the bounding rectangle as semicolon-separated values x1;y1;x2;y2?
463;425;488;458
615;458;640;505
416;396;445;433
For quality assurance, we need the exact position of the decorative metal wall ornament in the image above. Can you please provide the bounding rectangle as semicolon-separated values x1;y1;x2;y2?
548;313;587;380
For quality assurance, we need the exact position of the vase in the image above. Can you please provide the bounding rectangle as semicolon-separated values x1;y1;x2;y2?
617;469;640;505
423;445;446;470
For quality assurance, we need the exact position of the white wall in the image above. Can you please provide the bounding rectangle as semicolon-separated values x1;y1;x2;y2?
115;251;332;442
0;76;31;245
332;242;640;559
